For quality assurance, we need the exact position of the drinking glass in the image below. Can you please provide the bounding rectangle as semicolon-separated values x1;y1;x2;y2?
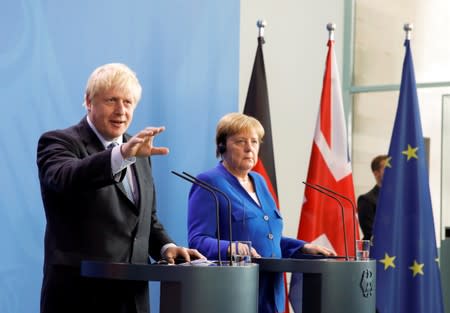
356;240;370;260
231;241;252;266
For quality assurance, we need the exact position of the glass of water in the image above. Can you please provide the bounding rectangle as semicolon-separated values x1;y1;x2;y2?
356;240;370;261
231;241;252;266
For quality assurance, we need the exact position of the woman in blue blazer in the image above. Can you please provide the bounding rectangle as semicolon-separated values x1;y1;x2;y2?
188;112;335;313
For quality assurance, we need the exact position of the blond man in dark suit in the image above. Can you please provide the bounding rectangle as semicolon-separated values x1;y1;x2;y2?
37;63;203;313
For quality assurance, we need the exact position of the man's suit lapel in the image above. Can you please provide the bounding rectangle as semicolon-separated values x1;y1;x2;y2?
133;157;151;214
78;117;105;155
121;134;149;213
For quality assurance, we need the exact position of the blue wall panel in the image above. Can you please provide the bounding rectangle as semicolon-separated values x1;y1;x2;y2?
0;1;239;312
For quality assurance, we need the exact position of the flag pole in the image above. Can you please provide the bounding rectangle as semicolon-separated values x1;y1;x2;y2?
404;23;413;40
326;22;336;40
257;19;267;43
325;23;358;259
257;19;266;38
326;22;356;259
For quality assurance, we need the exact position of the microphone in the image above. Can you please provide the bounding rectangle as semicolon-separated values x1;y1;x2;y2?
171;171;223;265
305;182;358;259
181;172;233;265
303;181;349;260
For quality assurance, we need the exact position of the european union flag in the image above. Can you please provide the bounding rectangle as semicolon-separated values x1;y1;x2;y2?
371;39;444;312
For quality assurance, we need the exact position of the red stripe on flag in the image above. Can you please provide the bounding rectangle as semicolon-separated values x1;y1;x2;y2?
253;159;279;208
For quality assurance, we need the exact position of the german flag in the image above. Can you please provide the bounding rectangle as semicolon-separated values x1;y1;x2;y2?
244;35;289;313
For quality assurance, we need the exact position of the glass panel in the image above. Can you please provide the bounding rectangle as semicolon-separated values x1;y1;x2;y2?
352;92;396;198
442;95;450;239
352;87;450;242
353;0;450;86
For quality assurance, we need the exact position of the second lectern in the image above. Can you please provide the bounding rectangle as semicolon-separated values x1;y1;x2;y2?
254;257;376;313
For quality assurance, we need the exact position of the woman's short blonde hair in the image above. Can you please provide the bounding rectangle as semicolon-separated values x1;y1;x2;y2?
215;112;264;157
83;63;142;106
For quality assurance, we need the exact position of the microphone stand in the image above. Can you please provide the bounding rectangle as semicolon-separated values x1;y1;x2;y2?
307;182;358;259
182;172;233;265
303;181;349;260
171;171;222;266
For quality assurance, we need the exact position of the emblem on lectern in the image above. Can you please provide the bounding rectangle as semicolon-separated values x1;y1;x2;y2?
360;269;374;297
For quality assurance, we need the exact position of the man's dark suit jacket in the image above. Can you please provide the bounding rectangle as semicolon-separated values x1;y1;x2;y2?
37;117;173;313
357;185;380;241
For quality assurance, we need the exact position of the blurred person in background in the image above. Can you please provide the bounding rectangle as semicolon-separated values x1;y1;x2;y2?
357;155;389;241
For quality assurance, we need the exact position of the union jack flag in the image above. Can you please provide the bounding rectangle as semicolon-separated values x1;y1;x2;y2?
289;34;358;313
296;38;357;256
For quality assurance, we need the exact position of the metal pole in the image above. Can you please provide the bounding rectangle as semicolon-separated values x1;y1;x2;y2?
404;23;413;40
327;22;336;41
257;19;267;38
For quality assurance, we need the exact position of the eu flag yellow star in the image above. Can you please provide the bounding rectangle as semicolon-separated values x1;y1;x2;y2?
402;144;418;161
379;253;396;270
409;260;424;277
384;156;392;168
